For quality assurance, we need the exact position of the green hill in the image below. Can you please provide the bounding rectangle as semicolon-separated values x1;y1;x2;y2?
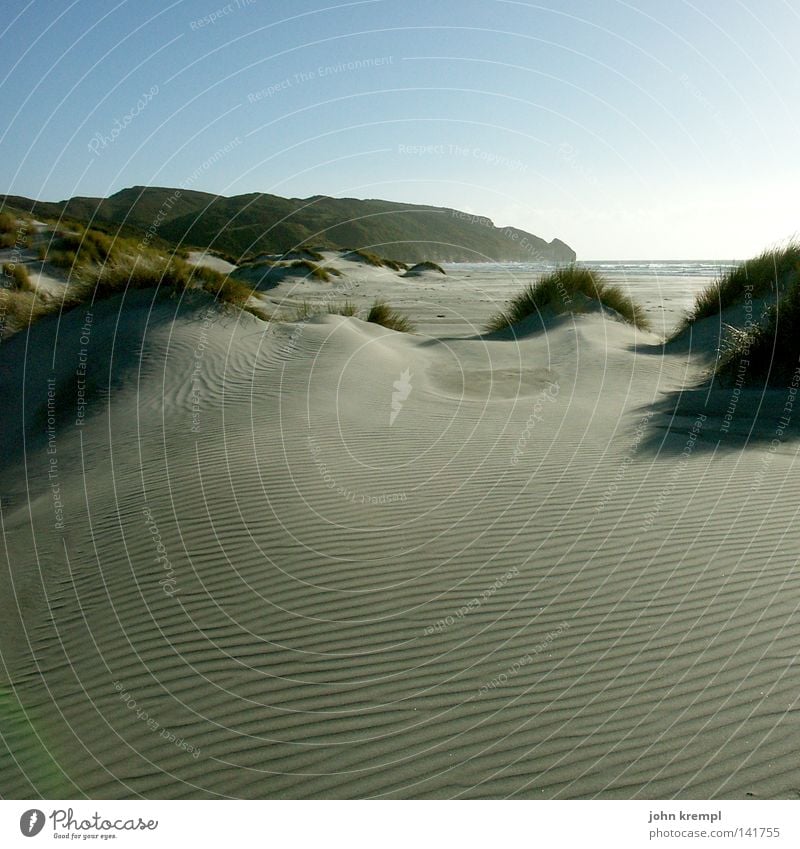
2;186;575;264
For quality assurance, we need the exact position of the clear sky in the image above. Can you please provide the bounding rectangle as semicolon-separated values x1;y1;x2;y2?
1;0;798;259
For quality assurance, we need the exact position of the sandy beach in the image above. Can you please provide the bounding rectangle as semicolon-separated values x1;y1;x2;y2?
1;250;797;799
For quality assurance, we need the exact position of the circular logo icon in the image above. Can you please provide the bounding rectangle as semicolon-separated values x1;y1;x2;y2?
19;809;46;837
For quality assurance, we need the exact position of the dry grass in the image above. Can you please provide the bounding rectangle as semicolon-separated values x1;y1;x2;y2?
289;300;359;321
41;228;118;271
289;259;341;281
0;287;57;336
343;249;408;272
677;243;800;334
366;299;415;332
4;225;272;335
486;266;649;332
406;261;445;275
2;262;34;292
715;264;800;386
0;212;17;248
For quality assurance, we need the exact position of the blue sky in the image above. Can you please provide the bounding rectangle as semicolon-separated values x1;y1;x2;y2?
1;0;798;258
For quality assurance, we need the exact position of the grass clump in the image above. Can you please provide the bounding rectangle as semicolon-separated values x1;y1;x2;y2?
3;224;272;336
406;261;445;275
289;259;341;281
343;249;408;272
196;266;269;319
290;300;359;321
2;262;34;292
0;287;52;335
366;299;415;332
683;243;800;328
0;210;32;249
41;229;118;270
0;212;18;248
331;300;358;316
716;268;800;386
486;266;649;332
282;246;324;262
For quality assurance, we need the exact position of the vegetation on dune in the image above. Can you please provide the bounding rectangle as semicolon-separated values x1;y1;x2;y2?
282;246;325;262
2;262;34;292
0;210;33;249
366;299;415;332
3;225;271;336
294;297;413;330
679;244;800;331
486;265;649;332
329;300;358;316
714;251;800;386
343;249;408;271
1;287;53;332
39;228;118;271
659;243;800;385
290;300;359;321
236;258;340;282
406;261;445;275
0;212;18;248
289;259;341;281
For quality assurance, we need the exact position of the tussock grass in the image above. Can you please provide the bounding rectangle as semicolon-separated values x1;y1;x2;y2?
289;259;341;281
715;264;800;386
486;266;649;332
668;243;800;385
0;288;51;334
0;210;32;249
290;300;359;321
406;261;445;275
343;249;408;272
0;212;17;248
41;228;119;270
2;262;34;292
680;243;800;330
331;300;358;316
366;299;415;332
3;224;272;335
282;246;324;262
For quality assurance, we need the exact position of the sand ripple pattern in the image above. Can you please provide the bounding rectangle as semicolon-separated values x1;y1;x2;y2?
1;295;799;799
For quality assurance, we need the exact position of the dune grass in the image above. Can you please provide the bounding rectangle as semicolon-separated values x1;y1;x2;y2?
2;262;34;292
679;243;800;331
3;225;272;336
290;300;359;321
0;287;53;334
407;261;445;275
0;212;18;248
289;259;341;281
330;300;358;316
366;299;415;332
284;246;325;262
40;228;119;271
344;249;408;272
486;266;649;332
715;263;800;386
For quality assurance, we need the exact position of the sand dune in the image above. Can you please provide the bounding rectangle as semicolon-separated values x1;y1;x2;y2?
1;260;799;799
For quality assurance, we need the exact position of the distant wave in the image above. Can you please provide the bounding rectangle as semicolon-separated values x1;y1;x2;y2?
445;260;738;278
